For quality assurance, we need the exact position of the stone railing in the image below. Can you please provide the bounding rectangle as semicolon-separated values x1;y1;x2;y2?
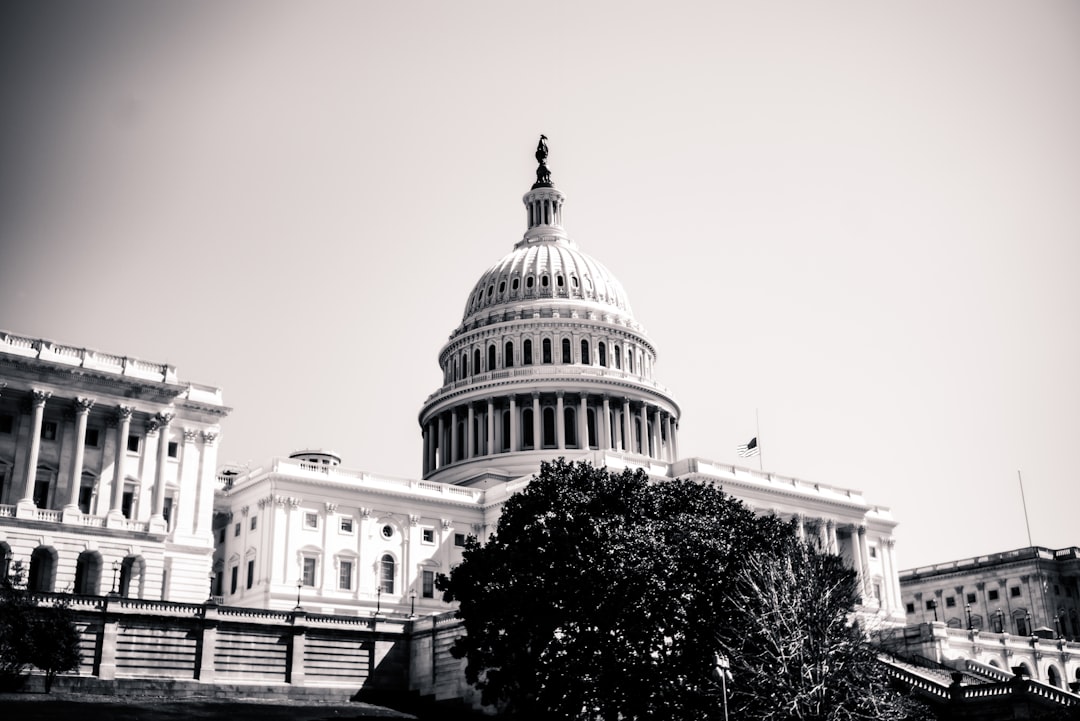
0;331;178;384
901;545;1080;579
423;363;676;405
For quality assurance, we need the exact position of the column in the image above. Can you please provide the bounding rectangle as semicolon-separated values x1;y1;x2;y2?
109;406;133;519
555;392;565;450
486;399;495;455
450;409;459;464
18;389;51;506
466;405;475;460
531;393;541;448
794;513;805;542
671;419;679;459
65;397;95;512
509;396;519;451
636;405;647;455
621;398;631;452
663;413;673;461
848;525;866;602
858;525;872;594
650;407;662;459
151;412;174;528
601;396;611;450
817;519;828;551
886;538;903;614
877;534;894;611
437;416;446;468
827;519;839;555
578;395;588;448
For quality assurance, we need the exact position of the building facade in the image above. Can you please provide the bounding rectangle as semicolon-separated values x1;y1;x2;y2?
212;139;907;627
0;332;229;603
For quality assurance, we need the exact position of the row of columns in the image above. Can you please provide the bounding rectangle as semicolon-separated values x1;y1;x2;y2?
422;392;678;476
445;335;651;385
8;387;213;531
793;515;901;612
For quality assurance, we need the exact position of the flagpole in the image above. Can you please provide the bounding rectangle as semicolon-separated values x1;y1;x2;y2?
756;408;763;472
1018;470;1033;547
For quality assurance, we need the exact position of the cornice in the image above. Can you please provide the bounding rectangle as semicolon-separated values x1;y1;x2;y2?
680;471;874;516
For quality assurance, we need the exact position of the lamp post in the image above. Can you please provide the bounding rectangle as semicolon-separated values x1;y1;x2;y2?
409;589;417;618
374;585;382;617
927;599;938;622
995;609;1005;634
714;653;730;721
295;578;303;608
207;572;216;604
110;560;120;596
1025;611;1033;637
965;603;973;630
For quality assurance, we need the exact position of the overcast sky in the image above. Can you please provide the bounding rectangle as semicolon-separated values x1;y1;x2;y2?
1;1;1077;571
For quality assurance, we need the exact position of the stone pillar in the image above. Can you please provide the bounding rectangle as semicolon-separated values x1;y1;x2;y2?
555;392;565;450
621;398;632;452
886;538;903;613
451;409;460;464
601;396;611;450
110;406;134;516
197;603;219;682
650;407;662;459
17;389;51;510
636;405;647;455
486;399;495;455
531;392;541;448
96;599;119;680
466;404;475;460
848;525;866;602
437;415;445;468
663;413;673;461
421;425;429;475
671;419;679;459
817;519;828;551
64;397;95;516
827;519;839;555
288;609;308;684
151;412;174;531
578;395;588;448
794;513;805;542
877;534;894;611
174;428;200;537
509;396;519;452
858;525;872;594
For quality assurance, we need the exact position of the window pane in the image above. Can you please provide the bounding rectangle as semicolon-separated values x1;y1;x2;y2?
302;557;317;586
339;560;352;590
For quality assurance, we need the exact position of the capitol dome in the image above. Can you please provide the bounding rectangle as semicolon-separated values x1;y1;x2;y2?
419;137;680;486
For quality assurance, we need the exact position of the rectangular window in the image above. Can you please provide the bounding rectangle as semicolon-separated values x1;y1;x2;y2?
41;421;58;441
925;600;935;610
127;434;140;453
304;512;318;529
454;533;466;547
167;441;179;458
873;583;882;601
422;528;435;544
215;571;223;596
988;589;999;601
966;592;976;604
121;489;134;518
302;557;317;586
78;485;94;514
230;566;238;594
339;560;353;590
246;560;254;589
1010;587;1021;598
422;570;435;598
218;528;225;544
905;602;915;614
339;517;354;534
250;516;257;531
163;497;173;527
0;414;12;434
945;596;956;608
868;545;877;558
85;427;100;447
234;522;241;537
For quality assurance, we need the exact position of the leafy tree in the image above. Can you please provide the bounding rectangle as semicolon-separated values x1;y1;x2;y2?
440;459;791;720
28;601;82;693
0;561;81;693
718;540;932;721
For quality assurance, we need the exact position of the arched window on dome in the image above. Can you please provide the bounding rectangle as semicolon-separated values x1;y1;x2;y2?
502;409;511;452
462;351;469;378
561;338;571;364
564;407;576;448
499;280;506;295
505;341;514;368
542;407;555;448
526;276;535;290
598;342;606;367
380;554;395;594
488;345;496;372
581;340;590;366
613;344;621;370
473;349;481;376
522;408;534;449
512;277;520;292
587;408;598;449
627;349;634;374
541;275;549;288
542;338;552;364
523;339;533;365
556;274;564;288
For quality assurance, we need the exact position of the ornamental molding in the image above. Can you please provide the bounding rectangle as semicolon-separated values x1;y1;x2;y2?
240;505;249;516
409;514;420;526
183;428;199;442
325;502;337;514
116;405;134;421
441;518;453;529
201;430;218;446
74;397;95;413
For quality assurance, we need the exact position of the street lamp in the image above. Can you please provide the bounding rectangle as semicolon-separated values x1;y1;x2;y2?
714;653;730;721
110;560;120;595
373;585;382;617
409;589;417;618
295;578;303;608
965;603;973;630
1025;611;1033;637
927;599;938;622
995;609;1005;634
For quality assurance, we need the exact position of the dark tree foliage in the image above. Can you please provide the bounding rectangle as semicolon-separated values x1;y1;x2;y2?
0;562;81;693
718;541;933;721
440;459;792;720
28;601;82;692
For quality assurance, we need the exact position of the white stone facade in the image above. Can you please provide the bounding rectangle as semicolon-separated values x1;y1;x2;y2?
0;332;229;603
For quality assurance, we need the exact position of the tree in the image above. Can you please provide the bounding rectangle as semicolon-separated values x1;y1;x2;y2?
718;540;932;721
0;562;81;693
27;601;82;693
440;459;792;720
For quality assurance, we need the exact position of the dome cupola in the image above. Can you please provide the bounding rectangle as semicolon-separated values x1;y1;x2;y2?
418;138;681;486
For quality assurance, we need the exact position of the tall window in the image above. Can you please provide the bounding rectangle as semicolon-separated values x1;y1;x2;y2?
542;338;552;364
614;344;621;369
505;341;514;368
581;340;590;365
542;407;555;447
523;339;533;365
339;560;353;590
523;408;534;448
422;570;435;598
230;566;238;594
598;342;606;367
379;554;395;594
473;349;481;376
562;338;572;364
461;351;468;377
302;557;317;586
488;345;496;371
246;560;255;589
565;408;576;447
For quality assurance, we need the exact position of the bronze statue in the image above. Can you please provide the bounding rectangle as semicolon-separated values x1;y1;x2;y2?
532;134;553;188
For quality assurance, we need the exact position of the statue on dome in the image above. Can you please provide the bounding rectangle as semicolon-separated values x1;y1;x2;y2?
532;134;553;189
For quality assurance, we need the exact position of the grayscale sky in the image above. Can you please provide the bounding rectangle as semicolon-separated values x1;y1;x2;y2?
1;1;1077;571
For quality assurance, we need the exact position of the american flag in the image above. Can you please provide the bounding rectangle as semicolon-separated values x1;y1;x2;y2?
737;437;759;457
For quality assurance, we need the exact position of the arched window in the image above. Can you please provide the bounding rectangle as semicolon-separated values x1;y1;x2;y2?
562;338;572;364
564;408;576;447
488;345;496;371
523;339;533;365
1048;665;1062;688
581;340;591;365
542;338;552;364
627;350;634;374
473;349;481;376
462;351;469;377
542;408;556;448
505;341;514;368
522;408;534;448
28;547;56;592
74;550;102;595
587;408;597;448
613;344;621;370
380;554;395;594
120;555;145;598
598;342;606;367
502;409;511;451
